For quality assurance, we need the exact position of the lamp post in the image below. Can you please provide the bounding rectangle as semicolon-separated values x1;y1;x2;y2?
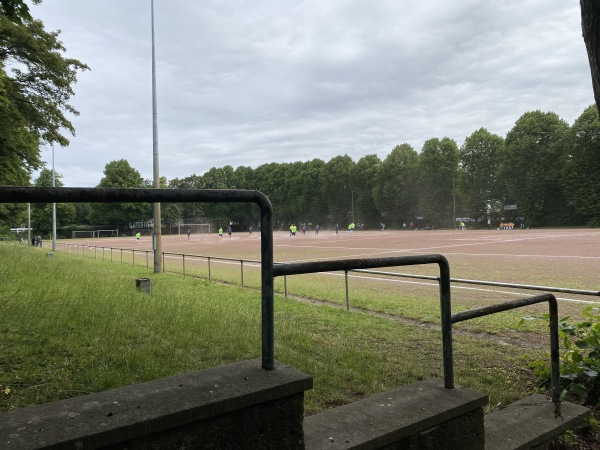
351;188;355;224
452;176;456;230
151;0;162;273
52;143;56;251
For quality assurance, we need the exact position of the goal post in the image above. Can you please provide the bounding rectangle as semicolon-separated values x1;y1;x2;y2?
180;223;211;235
96;229;118;238
72;230;94;239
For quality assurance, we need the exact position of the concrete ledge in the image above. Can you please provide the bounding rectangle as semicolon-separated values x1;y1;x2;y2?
484;394;591;450
0;358;313;449
304;378;488;449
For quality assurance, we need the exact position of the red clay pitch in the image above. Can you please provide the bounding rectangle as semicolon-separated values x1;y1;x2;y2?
78;228;599;293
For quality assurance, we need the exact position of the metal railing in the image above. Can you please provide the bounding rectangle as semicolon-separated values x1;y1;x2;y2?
272;255;456;389
0;186;276;370
453;293;561;406
49;242;262;286
43;241;600;302
350;269;600;299
273;257;562;403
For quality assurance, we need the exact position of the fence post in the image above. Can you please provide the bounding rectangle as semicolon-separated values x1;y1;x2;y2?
208;257;211;282
241;260;244;288
183;254;186;276
120;248;123;264
345;270;350;310
284;275;287;298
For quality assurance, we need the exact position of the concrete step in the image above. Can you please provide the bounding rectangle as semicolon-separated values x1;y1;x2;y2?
304;378;489;449
484;394;591;450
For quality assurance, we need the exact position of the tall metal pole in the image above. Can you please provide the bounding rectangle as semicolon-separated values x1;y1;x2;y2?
151;0;162;273
452;176;456;230
52;144;56;251
351;188;355;223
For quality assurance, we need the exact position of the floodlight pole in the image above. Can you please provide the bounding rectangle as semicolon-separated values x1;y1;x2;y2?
52;144;56;251
151;0;162;273
452;176;456;230
351;188;355;223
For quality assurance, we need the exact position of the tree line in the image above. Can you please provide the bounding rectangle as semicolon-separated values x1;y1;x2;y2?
8;105;600;236
161;106;600;231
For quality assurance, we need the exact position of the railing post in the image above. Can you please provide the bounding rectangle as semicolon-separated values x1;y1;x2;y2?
345;270;350;310
438;258;454;390
259;193;275;370
548;296;561;405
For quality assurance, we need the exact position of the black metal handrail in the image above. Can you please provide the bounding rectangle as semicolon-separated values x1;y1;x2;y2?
452;293;561;406
272;254;455;389
0;186;276;370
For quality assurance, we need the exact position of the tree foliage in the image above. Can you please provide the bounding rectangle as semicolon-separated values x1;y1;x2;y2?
459;128;504;222
73;105;600;231
500;111;571;226
0;0;88;185
31;167;76;234
374;144;419;227
564;105;600;225
93;160;151;229
418;137;460;228
4;104;600;231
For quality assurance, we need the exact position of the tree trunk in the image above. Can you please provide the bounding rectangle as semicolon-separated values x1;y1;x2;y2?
581;0;600;116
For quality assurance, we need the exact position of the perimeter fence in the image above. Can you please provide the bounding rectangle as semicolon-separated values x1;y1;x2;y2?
43;241;600;305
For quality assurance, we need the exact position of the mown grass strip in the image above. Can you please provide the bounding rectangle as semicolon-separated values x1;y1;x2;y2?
1;244;546;415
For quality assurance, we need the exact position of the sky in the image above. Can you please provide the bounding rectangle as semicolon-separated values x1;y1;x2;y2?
29;0;593;187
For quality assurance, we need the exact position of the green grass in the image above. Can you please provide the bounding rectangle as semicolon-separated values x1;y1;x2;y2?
1;243;547;415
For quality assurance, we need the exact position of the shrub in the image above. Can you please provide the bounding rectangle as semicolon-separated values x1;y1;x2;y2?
524;307;600;405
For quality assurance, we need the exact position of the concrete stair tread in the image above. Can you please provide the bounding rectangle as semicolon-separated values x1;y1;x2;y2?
484;393;591;450
304;378;488;449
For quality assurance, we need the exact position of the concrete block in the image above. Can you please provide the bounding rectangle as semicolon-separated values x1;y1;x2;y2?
0;358;312;449
135;278;151;294
304;378;488;449
484;394;591;450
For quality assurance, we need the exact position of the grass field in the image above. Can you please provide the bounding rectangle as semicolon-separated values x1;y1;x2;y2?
3;228;599;418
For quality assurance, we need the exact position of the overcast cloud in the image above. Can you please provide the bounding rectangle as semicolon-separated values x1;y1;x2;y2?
30;0;592;187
